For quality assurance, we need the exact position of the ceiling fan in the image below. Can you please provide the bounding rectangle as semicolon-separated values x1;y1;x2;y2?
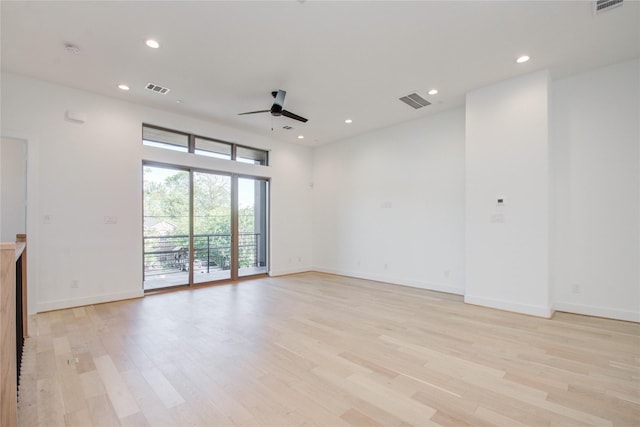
238;90;308;123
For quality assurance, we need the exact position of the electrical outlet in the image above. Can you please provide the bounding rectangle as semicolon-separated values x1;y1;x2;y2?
571;283;581;294
71;280;80;289
104;216;118;224
43;214;52;224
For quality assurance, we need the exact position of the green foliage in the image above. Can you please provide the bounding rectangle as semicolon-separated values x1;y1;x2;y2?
144;168;252;236
143;167;260;271
193;172;232;235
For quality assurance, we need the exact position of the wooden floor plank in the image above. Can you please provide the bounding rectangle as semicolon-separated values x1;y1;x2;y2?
93;355;140;419
17;272;640;426
140;368;185;409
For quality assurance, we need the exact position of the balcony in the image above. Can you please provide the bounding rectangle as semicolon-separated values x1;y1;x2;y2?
143;232;266;290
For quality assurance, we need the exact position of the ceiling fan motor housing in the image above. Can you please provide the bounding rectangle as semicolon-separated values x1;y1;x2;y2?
271;90;286;115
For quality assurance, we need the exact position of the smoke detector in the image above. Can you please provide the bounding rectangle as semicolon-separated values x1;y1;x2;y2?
64;43;81;55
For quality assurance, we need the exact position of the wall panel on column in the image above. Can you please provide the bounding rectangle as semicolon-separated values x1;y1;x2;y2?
464;71;551;317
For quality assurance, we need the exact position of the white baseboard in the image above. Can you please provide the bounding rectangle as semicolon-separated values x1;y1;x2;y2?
269;267;313;277
464;294;553;318
312;267;465;296
37;289;143;313
553;301;639;323
35;273;634;323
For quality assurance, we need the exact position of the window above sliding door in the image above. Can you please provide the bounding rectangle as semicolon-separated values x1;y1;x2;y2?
142;124;268;166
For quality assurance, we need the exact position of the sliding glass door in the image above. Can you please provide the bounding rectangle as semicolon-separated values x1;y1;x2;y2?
143;164;268;291
238;177;269;277
143;166;190;290
193;171;232;283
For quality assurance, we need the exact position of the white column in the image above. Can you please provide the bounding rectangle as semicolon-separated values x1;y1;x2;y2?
464;70;551;317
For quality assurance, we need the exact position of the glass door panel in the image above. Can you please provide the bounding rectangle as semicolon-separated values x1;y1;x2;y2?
143;165;190;291
238;177;269;277
143;164;268;290
193;172;232;283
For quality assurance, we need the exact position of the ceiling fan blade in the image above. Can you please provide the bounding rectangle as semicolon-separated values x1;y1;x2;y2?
281;109;308;123
238;110;270;115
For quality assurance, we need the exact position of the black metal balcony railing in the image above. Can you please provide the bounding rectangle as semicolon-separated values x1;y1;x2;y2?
143;233;261;278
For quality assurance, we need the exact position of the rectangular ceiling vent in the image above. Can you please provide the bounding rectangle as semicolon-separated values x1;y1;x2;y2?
399;93;431;109
145;83;171;95
594;0;623;14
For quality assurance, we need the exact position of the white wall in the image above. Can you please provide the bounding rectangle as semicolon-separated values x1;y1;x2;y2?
465;71;551;317
2;60;637;322
0;138;27;241
311;61;638;322
312;61;638;322
552;59;639;322
312;108;466;295
1;72;313;314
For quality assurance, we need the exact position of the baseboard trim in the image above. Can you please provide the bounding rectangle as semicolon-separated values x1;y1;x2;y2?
312;267;465;296
37;289;143;313
464;294;553;318
269;267;313;277
35;273;634;323
553;302;639;323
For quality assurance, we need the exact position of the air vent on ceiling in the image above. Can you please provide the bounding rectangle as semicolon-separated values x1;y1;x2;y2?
399;93;431;109
594;0;623;14
282;125;293;130
145;83;171;95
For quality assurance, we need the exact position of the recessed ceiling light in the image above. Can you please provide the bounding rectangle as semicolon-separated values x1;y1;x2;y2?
297;135;304;139
175;100;183;104
428;89;438;95
516;55;530;64
146;39;160;49
118;84;130;91
345;119;353;124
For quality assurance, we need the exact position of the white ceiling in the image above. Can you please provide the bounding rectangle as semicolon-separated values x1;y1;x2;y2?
2;1;639;146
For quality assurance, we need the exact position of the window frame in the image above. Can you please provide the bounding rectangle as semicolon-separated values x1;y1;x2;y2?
142;123;269;166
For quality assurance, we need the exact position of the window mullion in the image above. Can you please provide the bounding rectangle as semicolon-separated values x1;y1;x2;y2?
188;169;195;286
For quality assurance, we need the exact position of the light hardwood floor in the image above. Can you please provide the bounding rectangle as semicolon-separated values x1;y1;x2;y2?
17;272;640;426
